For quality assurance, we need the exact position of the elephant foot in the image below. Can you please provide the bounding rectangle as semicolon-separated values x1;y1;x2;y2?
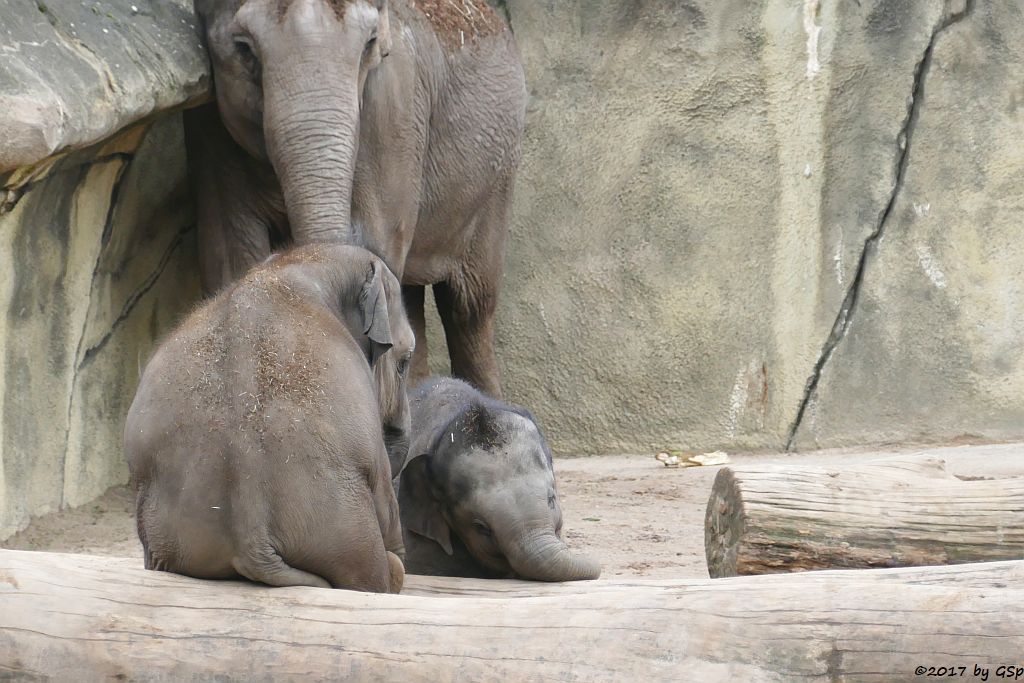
386;551;406;594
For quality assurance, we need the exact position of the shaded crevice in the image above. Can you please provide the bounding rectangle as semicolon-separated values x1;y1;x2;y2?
1;152;135;216
98;161;131;247
785;0;974;451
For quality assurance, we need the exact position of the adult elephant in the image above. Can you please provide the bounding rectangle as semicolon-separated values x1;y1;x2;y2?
187;0;526;397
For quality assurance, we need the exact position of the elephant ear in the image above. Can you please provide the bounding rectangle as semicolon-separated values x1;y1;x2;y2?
359;260;394;367
400;455;453;556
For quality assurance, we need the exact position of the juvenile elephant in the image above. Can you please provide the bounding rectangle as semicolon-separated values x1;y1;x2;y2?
188;0;527;397
398;378;602;581
124;244;413;592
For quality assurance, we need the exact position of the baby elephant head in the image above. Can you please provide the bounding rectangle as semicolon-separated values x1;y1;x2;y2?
401;403;601;582
286;244;413;476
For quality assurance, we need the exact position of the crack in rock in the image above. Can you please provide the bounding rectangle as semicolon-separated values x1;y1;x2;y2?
79;224;191;369
785;0;974;451
37;1;122;97
55;145;190;506
57;158;131;508
57;221;190;507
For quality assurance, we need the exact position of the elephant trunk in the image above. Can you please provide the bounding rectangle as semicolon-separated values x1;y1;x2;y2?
260;48;360;244
503;528;602;582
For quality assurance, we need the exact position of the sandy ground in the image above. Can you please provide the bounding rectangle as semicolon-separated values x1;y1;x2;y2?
5;442;1024;579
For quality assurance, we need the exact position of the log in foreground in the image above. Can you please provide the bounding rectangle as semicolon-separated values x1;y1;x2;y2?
2;550;1024;682
705;457;1024;578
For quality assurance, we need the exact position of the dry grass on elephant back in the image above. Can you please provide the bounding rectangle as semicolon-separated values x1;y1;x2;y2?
410;0;504;49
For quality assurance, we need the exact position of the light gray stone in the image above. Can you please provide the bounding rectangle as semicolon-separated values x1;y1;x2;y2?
477;0;1024;454
792;1;1024;448
0;116;200;540
0;0;206;539
0;0;209;171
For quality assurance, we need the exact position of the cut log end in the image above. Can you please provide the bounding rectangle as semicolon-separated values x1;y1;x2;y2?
704;458;1024;578
703;466;745;578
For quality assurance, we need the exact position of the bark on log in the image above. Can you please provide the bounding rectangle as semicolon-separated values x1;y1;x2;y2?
705;457;1024;578
2;549;1024;682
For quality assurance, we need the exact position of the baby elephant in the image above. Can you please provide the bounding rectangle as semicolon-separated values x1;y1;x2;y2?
124;244;413;593
398;378;601;581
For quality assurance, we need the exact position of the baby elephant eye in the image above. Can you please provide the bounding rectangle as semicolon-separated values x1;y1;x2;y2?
472;520;493;538
547;493;557;510
397;356;410;376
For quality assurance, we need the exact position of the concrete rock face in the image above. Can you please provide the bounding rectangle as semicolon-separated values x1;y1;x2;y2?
486;0;1024;453
0;0;206;538
792;1;1024;448
0;118;200;540
0;0;208;171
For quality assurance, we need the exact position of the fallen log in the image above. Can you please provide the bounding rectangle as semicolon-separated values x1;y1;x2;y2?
705;457;1024;578
2;549;1023;681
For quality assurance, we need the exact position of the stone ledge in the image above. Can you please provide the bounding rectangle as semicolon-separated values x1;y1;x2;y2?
0;0;210;172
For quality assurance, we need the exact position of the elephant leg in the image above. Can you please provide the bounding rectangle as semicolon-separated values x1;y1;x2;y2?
302;493;399;593
403;284;431;386
184;104;286;294
432;178;512;399
371;453;408;562
386;551;405;593
232;550;332;589
433;278;503;399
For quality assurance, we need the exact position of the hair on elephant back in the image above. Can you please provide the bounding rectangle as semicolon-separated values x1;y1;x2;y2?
125;244;412;592
397;378;602;582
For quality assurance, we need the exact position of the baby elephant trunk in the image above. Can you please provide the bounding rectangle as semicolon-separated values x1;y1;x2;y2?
504;528;602;582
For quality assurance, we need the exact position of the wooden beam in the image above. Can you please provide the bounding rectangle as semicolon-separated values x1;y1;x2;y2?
2;549;1023;681
705;457;1024;577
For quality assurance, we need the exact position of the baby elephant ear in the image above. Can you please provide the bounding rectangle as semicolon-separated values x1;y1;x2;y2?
401;455;453;556
359;260;394;367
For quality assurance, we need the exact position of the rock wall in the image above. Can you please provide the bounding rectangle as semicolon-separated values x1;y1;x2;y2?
0;0;207;539
474;0;1024;454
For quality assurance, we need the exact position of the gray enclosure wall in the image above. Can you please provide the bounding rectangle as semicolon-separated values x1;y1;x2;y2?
486;0;1024;454
2;0;1023;537
0;0;206;539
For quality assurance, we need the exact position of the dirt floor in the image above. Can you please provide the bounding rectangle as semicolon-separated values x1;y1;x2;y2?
5;442;1024;579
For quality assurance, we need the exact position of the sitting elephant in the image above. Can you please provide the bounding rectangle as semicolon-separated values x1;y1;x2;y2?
397;378;602;581
124;244;413;593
